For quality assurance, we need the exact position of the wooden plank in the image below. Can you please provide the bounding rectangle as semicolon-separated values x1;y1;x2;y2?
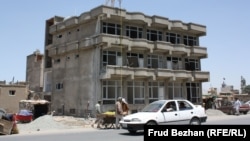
0;119;14;135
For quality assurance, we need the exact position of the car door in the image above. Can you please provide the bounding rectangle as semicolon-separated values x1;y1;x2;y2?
161;101;181;124
176;100;195;124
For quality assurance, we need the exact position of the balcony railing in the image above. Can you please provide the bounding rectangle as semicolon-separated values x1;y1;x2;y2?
100;65;209;82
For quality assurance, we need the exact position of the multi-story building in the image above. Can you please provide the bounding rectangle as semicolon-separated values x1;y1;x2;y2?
26;50;45;99
44;5;209;116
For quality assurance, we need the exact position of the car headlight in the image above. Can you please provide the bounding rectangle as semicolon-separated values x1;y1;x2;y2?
131;118;141;122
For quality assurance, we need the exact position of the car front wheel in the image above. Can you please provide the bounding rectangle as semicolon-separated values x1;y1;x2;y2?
146;121;157;125
190;118;201;125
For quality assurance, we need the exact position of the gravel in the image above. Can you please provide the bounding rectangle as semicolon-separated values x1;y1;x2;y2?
17;115;93;134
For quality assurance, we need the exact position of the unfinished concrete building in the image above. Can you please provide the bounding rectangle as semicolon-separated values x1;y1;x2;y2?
44;5;209;116
26;50;46;100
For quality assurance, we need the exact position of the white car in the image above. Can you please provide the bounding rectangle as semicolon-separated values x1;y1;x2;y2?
119;99;207;134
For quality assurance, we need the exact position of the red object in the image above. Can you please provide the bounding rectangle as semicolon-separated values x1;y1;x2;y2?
14;114;33;123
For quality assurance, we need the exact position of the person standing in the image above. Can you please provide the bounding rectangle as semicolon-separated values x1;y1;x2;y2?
234;98;241;115
121;98;129;116
115;97;123;129
91;100;102;128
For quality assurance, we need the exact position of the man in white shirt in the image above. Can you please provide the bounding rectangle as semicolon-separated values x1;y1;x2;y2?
234;98;241;115
91;100;102;128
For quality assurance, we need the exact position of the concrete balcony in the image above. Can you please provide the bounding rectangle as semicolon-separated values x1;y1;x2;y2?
100;65;134;80
49;25;57;34
93;34;153;52
134;68;155;80
188;24;206;36
174;70;193;81
100;65;209;82
66;41;79;52
171;20;185;30
171;21;206;36
57;22;66;31
151;69;201;82
45;44;53;50
125;12;148;25
100;65;155;80
128;38;154;52
155;69;174;80
173;44;190;56
65;16;78;28
79;37;98;50
190;46;208;58
47;45;67;57
151;16;171;28
192;71;210;82
153;41;173;54
49;16;79;34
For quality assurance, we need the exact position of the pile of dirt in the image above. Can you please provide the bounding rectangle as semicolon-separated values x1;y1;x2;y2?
17;115;93;134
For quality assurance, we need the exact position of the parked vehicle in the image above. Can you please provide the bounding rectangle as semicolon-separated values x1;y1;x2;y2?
119;99;207;134
14;109;33;123
0;108;6;118
0;109;18;135
245;100;250;106
217;101;250;115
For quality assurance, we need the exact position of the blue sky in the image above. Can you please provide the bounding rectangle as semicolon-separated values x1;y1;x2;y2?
0;0;249;93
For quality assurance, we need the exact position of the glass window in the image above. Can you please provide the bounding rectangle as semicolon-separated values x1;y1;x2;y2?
9;90;16;96
102;22;121;35
147;29;162;41
168;82;183;99
166;56;182;70
186;83;201;103
126;26;143;39
166;32;181;44
148;54;164;68
102;80;122;104
183;35;197;46
149;81;164;103
127;81;145;104
127;52;144;68
185;58;200;71
102;51;121;67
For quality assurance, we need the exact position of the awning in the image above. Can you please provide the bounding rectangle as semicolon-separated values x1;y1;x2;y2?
19;100;50;105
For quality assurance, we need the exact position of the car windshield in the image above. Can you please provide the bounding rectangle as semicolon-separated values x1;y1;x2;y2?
141;101;165;112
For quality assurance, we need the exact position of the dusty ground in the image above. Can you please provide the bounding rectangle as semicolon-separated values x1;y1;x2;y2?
15;109;228;135
52;116;94;127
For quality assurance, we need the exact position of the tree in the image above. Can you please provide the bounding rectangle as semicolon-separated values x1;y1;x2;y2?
243;85;250;94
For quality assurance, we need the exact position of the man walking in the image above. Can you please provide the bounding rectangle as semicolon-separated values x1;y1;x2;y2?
115;97;123;129
91;100;102;128
234;98;241;115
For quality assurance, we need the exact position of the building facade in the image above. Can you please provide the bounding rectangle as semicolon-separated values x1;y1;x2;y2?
26;50;45;99
44;5;209;116
0;81;28;113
